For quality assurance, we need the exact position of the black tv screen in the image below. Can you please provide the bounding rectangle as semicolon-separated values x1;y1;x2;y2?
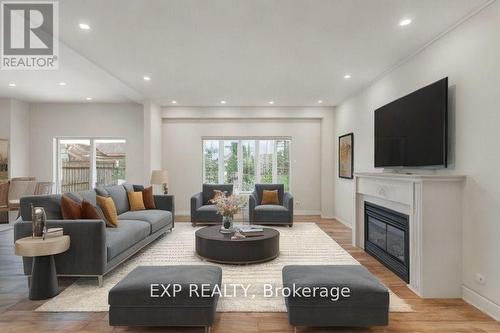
374;77;448;168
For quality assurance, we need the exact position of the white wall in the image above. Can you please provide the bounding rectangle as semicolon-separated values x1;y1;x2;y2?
162;107;335;215
29;103;145;184
0;98;30;178
143;102;162;184
0;99;10;140
333;2;500;318
9;99;30;177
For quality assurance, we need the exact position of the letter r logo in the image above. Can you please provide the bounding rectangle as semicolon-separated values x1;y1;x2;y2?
2;2;54;55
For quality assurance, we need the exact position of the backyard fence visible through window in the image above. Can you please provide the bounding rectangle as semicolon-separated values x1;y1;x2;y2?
56;138;126;193
202;138;291;192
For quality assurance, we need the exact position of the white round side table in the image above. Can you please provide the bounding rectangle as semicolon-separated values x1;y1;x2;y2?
15;235;70;300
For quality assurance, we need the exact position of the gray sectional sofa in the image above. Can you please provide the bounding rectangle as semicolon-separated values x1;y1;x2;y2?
13;184;175;286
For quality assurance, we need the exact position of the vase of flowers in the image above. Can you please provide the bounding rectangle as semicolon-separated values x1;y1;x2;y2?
210;190;246;234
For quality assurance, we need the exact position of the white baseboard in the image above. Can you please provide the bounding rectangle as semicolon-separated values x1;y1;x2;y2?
462;285;500;321
333;216;352;228
295;210;321;215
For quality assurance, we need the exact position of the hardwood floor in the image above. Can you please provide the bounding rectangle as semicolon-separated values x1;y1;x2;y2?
1;216;499;333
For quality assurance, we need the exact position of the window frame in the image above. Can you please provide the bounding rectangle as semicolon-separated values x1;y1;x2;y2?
54;137;127;193
202;136;292;193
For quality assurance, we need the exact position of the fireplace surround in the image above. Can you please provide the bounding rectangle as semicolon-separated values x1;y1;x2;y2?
365;202;409;282
353;172;465;298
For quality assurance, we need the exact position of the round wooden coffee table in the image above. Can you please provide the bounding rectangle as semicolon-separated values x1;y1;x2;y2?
15;236;70;300
195;226;279;264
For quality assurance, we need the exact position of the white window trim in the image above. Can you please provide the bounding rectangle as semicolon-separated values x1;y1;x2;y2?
202;137;292;193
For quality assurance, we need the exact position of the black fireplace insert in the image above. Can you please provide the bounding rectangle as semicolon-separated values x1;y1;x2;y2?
364;202;409;283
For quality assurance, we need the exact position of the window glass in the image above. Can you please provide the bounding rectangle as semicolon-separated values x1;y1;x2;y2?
259;140;274;184
276;140;290;191
95;139;126;187
203;140;219;183
241;140;255;192
59;139;91;192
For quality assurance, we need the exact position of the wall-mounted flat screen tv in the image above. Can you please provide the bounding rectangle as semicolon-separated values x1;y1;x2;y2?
374;77;448;168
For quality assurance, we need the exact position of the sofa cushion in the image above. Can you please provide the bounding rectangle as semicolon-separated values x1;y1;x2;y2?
254;184;284;205
141;186;156;209
106;220;150;261
202;184;233;205
61;195;82;219
197;204;218;212
254;204;289;221
104;185;130;214
261;190;279;205
20;194;63;221
282;265;389;307
109;265;222;307
254;204;287;212
65;190;97;206
118;209;172;233
194;204;220;222
97;195;119;227
127;191;145;211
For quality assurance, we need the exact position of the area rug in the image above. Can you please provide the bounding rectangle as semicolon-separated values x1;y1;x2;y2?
36;223;413;312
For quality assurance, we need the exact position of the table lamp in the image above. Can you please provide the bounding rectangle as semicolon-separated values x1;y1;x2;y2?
150;170;169;194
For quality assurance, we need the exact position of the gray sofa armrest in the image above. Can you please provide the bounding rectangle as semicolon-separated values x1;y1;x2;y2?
191;192;203;218
284;192;294;221
249;192;257;222
154;194;175;228
14;218;107;276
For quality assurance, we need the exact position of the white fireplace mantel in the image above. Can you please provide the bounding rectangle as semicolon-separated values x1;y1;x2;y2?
353;172;465;298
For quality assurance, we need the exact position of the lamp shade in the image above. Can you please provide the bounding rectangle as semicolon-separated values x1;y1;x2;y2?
150;170;168;185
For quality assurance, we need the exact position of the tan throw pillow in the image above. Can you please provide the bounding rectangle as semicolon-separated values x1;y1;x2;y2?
142;186;156;209
128;191;146;211
96;195;119;227
261;190;279;205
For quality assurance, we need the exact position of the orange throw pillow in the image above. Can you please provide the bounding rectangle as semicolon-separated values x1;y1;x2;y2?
128;191;146;211
261;190;279;205
142;186;156;209
96;195;119;227
61;195;82;219
81;200;101;219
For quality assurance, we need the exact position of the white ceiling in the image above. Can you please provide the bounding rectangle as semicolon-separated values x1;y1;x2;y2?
0;0;491;106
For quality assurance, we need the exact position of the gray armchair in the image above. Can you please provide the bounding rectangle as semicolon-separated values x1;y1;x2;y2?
191;184;233;226
249;184;293;226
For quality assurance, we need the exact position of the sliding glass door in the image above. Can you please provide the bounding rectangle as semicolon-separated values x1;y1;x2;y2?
56;138;126;193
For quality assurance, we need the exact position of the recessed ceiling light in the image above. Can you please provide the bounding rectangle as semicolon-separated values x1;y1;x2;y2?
171;100;177;104
8;83;16;87
86;97;93;101
268;101;274;105
344;74;352;79
143;76;151;81
79;23;90;30
59;82;66;86
318;100;323;104
399;18;412;26
220;100;227;104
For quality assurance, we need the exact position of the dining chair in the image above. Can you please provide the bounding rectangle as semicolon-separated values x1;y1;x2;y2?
0;182;10;223
34;182;54;195
8;180;37;211
11;177;36;181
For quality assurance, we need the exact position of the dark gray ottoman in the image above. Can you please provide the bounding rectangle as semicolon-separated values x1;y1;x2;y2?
282;265;389;328
109;265;222;331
